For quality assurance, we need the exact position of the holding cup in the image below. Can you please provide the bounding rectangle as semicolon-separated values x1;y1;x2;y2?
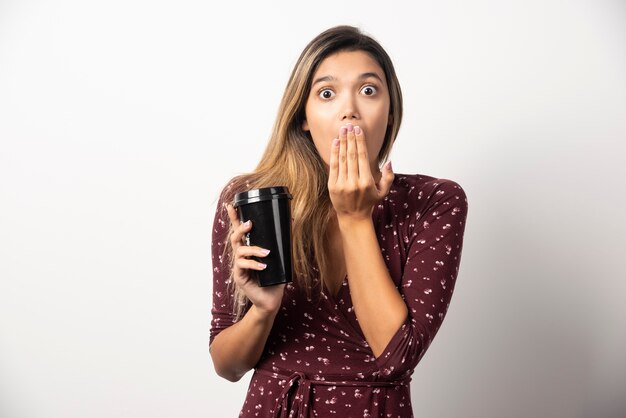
233;186;293;287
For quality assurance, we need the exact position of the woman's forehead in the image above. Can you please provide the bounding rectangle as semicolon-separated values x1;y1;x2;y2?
313;50;384;80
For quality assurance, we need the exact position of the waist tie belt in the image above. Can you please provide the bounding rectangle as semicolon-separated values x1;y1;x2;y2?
254;368;411;418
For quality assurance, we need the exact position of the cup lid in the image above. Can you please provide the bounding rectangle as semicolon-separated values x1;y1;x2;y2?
233;186;292;207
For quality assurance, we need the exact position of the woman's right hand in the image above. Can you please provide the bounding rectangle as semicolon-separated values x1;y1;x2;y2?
226;204;286;317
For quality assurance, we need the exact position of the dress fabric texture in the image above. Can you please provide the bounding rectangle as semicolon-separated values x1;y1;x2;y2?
210;173;468;417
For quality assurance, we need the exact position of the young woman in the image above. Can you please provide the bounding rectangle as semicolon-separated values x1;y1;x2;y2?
209;25;468;417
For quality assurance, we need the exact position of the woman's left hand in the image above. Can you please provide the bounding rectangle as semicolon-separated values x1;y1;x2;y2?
328;123;394;221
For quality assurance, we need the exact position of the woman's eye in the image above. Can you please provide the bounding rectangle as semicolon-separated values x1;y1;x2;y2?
319;89;334;99
361;85;377;96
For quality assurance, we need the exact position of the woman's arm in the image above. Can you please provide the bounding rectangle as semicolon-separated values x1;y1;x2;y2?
337;217;408;357
327;124;406;357
210;305;278;382
209;190;285;382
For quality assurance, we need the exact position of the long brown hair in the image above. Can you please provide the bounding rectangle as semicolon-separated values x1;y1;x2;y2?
219;25;404;320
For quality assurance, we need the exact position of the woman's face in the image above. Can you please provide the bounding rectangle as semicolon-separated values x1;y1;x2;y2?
302;50;391;175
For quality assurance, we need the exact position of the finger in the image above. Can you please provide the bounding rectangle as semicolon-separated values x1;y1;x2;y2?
226;204;241;228
346;123;358;179
328;137;339;185
354;125;370;180
226;204;243;245
236;258;268;271
230;217;252;246
339;125;348;181
376;161;395;198
236;245;271;259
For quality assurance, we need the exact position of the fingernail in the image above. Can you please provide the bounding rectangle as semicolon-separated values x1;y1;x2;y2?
261;249;270;255
387;161;393;171
340;127;347;135
347;123;353;132
258;262;267;269
332;138;339;147
354;126;361;134
244;220;251;227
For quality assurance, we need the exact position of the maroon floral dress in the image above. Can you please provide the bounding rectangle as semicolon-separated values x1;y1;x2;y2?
210;173;468;417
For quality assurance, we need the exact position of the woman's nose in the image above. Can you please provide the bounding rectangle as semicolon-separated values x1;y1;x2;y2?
340;95;360;121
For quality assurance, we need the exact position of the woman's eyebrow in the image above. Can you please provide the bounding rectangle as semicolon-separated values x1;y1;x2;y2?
312;72;384;87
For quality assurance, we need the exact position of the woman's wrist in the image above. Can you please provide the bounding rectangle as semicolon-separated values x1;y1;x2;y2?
249;304;280;323
336;213;374;232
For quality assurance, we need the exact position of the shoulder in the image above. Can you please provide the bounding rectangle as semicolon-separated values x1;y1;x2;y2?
391;173;467;205
214;174;256;208
380;173;468;221
217;175;245;201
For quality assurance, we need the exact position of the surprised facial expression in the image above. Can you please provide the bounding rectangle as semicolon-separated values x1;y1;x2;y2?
302;50;391;174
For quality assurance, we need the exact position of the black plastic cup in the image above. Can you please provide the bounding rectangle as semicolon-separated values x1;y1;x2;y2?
233;186;293;287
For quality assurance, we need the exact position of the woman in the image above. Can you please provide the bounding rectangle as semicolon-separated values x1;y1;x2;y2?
209;25;468;417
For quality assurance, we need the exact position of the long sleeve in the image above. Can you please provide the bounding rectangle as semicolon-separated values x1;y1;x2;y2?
374;178;468;380
209;182;251;348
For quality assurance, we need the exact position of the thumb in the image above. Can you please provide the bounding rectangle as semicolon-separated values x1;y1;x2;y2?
376;161;395;198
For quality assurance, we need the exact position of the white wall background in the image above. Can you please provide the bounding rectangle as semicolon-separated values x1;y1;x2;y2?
1;0;625;417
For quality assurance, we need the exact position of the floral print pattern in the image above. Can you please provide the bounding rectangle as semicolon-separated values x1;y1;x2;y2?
210;173;468;417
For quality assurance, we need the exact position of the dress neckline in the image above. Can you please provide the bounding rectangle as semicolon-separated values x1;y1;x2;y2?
323;274;348;301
